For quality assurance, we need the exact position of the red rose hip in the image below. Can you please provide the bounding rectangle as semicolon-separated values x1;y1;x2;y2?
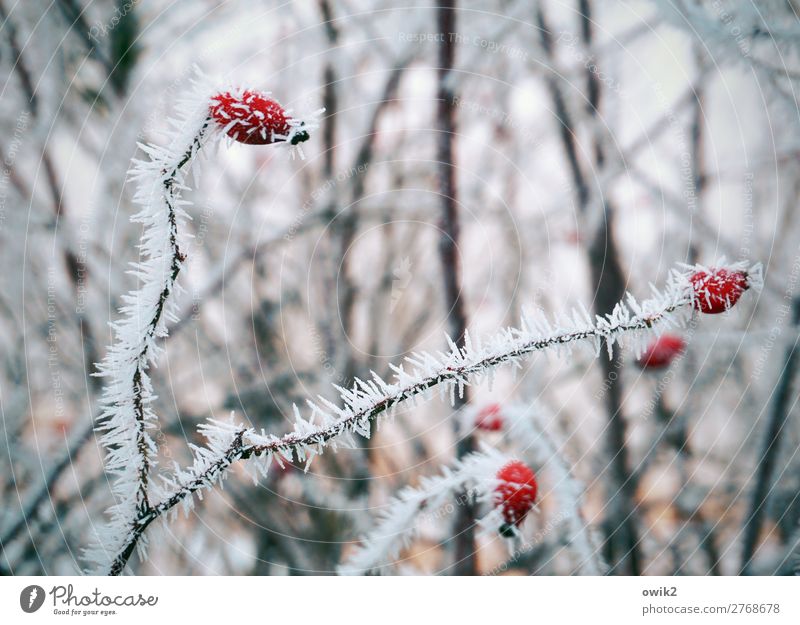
690;268;749;314
210;90;310;146
475;403;504;431
494;460;537;535
637;334;686;369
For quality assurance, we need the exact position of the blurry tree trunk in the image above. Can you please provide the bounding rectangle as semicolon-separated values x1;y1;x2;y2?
436;0;475;575
588;209;640;575
0;1;102;558
580;0;640;576
341;58;413;384
0;0;39;114
741;298;800;574
317;0;343;371
537;0;640;574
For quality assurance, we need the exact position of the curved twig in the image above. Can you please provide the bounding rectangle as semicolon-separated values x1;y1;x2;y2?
86;73;219;574
102;260;756;573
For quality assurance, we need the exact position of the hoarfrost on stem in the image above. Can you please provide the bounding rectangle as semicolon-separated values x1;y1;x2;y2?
83;67;763;576
110;257;757;574
338;445;513;575
87;68;325;575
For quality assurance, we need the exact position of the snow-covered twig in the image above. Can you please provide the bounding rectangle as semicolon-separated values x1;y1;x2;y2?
87;81;761;578
100;259;759;574
85;72;222;575
87;68;326;575
502;403;607;575
339;446;512;575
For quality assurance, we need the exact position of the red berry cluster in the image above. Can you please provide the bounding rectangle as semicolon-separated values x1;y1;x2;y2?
210;90;309;146
690;268;749;314
637;334;686;370
475;403;504;431
494;460;538;536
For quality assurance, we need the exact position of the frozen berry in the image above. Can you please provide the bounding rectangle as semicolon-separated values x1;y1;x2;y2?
210;90;310;146
475;403;504;431
494;460;537;535
637;334;686;369
690;268;749;314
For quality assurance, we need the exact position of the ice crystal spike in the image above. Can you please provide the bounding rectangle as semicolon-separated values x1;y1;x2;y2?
89;88;761;580
339;446;511;575
86;68;321;575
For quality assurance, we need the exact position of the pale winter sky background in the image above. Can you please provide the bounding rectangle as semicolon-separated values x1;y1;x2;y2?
0;0;799;576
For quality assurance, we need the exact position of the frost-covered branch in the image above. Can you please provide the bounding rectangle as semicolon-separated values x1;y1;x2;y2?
339;447;512;574
101;260;759;574
86;70;321;575
86;74;219;575
501;404;606;575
